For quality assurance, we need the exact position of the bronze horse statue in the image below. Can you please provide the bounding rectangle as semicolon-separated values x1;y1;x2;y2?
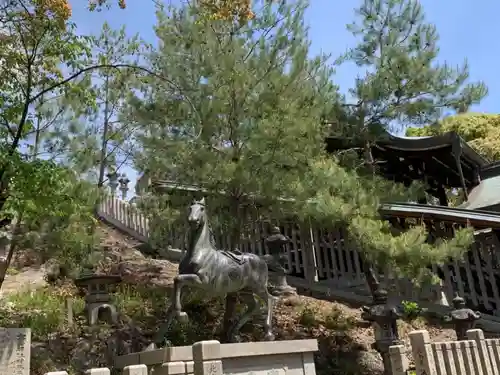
150;197;276;347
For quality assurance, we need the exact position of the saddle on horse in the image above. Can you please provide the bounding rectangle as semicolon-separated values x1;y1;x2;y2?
219;249;246;265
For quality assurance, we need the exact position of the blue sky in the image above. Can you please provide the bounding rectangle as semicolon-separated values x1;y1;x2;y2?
69;0;500;197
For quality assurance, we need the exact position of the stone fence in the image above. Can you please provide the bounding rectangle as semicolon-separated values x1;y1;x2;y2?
44;338;318;375
389;328;500;375
41;328;500;375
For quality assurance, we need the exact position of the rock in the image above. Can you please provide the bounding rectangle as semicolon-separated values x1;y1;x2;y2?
70;337;93;371
356;350;384;375
282;296;302;307
44;259;65;284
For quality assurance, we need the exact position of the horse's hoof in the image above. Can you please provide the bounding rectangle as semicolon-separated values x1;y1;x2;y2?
176;311;189;323
264;332;275;341
145;342;157;351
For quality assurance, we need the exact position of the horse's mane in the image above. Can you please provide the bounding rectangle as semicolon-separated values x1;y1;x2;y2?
202;211;218;248
208;224;217;248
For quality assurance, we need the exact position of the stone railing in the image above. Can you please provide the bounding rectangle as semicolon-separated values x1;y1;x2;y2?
389;328;499;375
98;194;150;243
44;338;318;375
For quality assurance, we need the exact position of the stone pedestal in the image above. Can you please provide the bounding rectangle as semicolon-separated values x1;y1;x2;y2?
361;288;403;375
265;226;297;297
268;272;297;297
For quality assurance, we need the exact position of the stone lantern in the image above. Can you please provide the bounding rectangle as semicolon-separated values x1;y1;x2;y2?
444;294;481;340
361;288;403;375
264;226;297;297
74;270;121;326
106;169;119;196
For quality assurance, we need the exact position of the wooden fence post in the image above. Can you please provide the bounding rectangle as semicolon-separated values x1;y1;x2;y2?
301;221;318;286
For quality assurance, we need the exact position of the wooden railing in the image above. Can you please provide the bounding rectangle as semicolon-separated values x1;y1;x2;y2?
97;193;500;318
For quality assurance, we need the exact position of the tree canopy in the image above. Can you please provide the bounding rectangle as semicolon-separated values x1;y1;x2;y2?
122;0;482;284
88;0;275;22
407;113;500;161
332;0;487;142
126;0;337;247
0;0;148;286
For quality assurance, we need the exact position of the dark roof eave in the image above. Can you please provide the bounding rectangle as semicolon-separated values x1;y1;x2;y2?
379;202;500;228
325;131;489;167
480;161;500;179
458;137;490;167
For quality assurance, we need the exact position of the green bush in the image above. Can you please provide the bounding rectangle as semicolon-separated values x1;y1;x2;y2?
324;307;356;331
401;300;421;320
0;288;84;339
298;307;317;327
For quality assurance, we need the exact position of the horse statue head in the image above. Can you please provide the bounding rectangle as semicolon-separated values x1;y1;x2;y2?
188;197;207;230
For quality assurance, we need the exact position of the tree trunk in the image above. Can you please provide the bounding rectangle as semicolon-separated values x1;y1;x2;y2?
362;259;380;298
362;140;381;299
228;195;242;251
0;217;19;291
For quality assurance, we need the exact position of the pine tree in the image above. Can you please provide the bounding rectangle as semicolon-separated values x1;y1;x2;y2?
44;23;146;183
127;0;338;248
297;0;482;287
340;0;487;138
128;0;477;289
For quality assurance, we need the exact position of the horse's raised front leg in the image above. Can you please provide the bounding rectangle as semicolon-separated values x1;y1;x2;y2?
172;273;203;322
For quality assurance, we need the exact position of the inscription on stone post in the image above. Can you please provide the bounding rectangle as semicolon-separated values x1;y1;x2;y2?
0;328;31;375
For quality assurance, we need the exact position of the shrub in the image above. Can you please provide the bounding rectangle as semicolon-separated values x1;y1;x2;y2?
0;287;84;339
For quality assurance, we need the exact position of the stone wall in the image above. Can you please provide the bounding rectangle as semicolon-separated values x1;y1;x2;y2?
44;339;318;375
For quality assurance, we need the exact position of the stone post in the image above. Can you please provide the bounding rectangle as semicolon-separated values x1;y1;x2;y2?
192;340;223;375
467;329;494;375
107;170;119;196
443;294;481;340
119;174;130;200
264;226;297;297
85;369;110;375
409;330;437;375
123;365;148;375
361;288;403;375
156;361;187;375
388;345;409;375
